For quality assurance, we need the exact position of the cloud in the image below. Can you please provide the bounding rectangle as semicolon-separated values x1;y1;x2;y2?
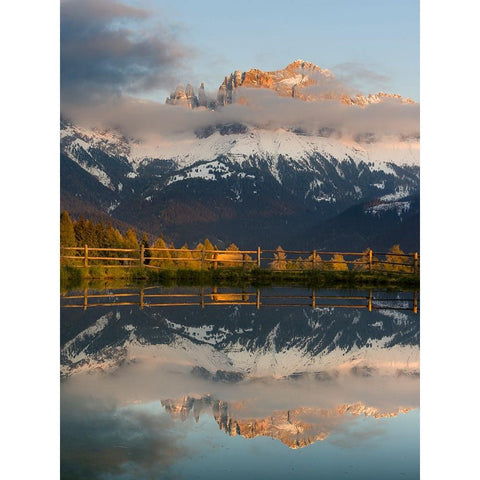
64;86;419;143
61;0;193;105
327;422;387;449
333;62;391;92
228;87;419;138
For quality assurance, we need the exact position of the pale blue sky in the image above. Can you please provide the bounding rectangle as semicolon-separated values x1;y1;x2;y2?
147;0;419;101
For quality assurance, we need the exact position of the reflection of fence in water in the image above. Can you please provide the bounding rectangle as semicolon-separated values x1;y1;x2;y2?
60;287;419;313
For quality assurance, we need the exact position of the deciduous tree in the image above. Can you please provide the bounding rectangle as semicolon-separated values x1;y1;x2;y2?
270;246;287;270
150;236;172;268
330;254;349;271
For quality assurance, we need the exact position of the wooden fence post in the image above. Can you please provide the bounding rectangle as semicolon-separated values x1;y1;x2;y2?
368;249;373;273
256;289;260;309
242;253;246;269
201;249;205;270
213;252;218;269
257;247;261;268
140;244;145;267
312;288;316;308
83;287;88;310
84;244;89;268
312;250;316;270
413;252;419;274
140;289;144;309
413;291;418;314
368;290;372;312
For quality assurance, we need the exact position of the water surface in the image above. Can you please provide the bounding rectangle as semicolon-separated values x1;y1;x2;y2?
61;286;419;479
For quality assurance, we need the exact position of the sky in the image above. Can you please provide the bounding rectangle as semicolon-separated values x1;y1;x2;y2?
151;0;420;102
61;0;420;107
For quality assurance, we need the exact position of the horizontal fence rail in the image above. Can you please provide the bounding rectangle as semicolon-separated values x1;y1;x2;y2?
60;245;419;274
61;287;419;313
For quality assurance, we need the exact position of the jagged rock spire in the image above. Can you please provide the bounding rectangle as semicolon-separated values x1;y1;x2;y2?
166;83;199;108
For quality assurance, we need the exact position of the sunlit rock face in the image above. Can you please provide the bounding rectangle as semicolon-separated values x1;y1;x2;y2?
216;60;417;106
218;60;331;105
166;60;416;109
161;395;413;449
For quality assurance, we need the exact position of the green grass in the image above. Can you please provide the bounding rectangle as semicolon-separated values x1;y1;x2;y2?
60;265;419;291
60;265;85;290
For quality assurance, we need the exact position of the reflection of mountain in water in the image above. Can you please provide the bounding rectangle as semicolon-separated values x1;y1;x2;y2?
161;395;412;449
60;290;419;377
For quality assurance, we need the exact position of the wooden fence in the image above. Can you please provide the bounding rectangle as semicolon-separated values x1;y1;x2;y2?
61;287;419;313
60;245;420;274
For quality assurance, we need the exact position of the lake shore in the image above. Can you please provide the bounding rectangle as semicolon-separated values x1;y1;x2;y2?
61;265;420;291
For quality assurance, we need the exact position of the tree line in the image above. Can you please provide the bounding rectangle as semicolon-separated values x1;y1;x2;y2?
269;246;415;273
60;211;241;268
60;211;416;272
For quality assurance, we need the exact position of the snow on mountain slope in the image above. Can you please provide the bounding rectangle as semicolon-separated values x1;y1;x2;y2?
61;122;419;172
60;118;419;249
127;128;419;172
63;141;117;190
61;122;131;159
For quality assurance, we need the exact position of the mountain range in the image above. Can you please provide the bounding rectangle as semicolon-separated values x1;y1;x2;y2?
61;60;419;250
167;60;415;109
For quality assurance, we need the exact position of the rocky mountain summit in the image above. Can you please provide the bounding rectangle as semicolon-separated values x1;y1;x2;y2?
166;82;216;109
217;59;329;104
165;60;415;108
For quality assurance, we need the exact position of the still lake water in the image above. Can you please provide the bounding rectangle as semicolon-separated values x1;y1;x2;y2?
60;286;419;480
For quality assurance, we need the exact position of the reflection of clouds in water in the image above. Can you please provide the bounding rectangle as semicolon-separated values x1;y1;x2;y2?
63;366;419;422
61;396;190;479
62;363;420;422
327;420;387;449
